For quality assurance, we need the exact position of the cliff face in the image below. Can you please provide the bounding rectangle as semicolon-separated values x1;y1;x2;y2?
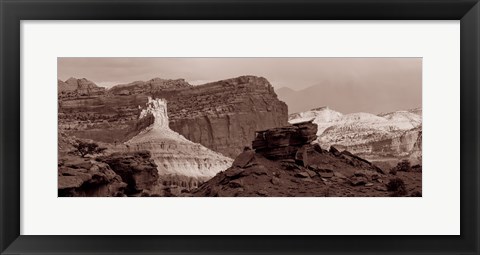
58;76;288;158
330;127;422;161
166;76;288;158
107;77;192;95
118;97;233;185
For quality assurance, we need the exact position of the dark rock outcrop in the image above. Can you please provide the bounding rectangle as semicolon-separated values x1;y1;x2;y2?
58;156;126;197
96;151;159;195
59;151;162;197
252;120;317;160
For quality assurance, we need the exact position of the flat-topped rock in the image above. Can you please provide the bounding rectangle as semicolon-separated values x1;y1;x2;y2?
252;120;318;160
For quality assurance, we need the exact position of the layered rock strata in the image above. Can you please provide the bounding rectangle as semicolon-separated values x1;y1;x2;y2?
58;76;288;158
107;77;192;95
166;76;288;157
252;120;318;160
289;107;422;161
119;97;233;185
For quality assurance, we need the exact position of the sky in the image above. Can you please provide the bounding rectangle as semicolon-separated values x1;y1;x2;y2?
58;58;422;113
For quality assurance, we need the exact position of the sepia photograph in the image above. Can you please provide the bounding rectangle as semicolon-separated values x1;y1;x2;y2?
57;58;422;197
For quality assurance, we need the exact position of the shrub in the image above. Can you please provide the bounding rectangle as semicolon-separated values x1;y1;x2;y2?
386;178;407;197
411;164;422;172
397;159;411;172
72;140;107;157
389;159;411;174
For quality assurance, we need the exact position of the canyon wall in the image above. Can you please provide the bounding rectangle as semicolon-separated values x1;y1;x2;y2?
166;76;288;158
58;76;288;158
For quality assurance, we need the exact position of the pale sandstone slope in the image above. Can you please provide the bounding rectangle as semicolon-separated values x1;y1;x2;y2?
123;97;233;180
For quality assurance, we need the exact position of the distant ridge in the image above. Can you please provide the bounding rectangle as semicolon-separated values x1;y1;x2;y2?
289;106;422;162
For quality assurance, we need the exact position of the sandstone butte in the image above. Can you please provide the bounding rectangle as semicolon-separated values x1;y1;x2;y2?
58;75;288;158
118;97;233;184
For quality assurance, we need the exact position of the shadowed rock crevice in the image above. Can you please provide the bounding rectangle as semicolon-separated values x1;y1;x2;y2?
96;151;159;195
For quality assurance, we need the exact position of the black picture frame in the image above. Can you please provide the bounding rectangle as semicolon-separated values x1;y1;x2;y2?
1;0;479;254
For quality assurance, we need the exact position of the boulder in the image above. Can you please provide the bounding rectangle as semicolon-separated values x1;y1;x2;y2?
313;143;323;154
257;190;269;197
232;150;255;168
291;121;318;144
294;146;308;166
252;121;318;160
250;165;269;176
329;146;341;156
225;167;247;179
319;172;334;178
350;176;368;186
264;126;297;147
334;172;347;179
306;169;317;178
295;172;310;178
228;179;243;188
317;168;334;173
271;176;281;185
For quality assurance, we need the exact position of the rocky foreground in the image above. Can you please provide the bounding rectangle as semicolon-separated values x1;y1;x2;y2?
58;150;200;197
192;120;421;197
58;151;159;197
58;121;421;197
